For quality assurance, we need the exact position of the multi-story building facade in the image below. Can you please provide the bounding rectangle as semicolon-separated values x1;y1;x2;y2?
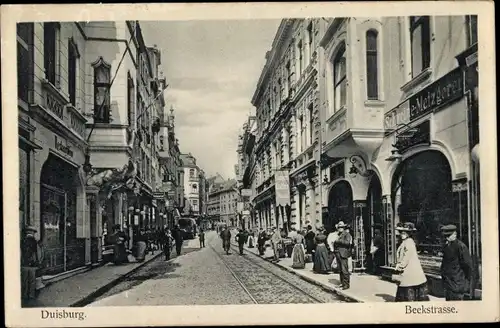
157;105;184;228
242;15;480;298
317;16;480;297
236;116;257;229
207;179;239;226
251;19;327;232
180;153;201;216
17;20;169;282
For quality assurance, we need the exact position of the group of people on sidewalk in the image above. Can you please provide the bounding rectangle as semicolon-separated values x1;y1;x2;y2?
246;219;476;302
105;224;185;264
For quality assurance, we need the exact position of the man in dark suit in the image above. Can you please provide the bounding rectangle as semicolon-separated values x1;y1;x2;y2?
333;221;353;290
440;224;474;300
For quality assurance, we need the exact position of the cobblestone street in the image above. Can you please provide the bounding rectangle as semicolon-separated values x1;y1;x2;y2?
86;231;344;306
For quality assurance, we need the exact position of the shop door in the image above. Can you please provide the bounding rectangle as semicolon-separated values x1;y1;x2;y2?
367;174;385;270
40;184;66;275
327;181;353;231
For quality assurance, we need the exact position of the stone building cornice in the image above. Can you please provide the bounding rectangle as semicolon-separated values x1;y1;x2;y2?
251;19;295;106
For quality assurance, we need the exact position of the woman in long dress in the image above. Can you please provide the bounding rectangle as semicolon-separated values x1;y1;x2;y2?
394;222;430;302
313;227;331;274
291;228;306;269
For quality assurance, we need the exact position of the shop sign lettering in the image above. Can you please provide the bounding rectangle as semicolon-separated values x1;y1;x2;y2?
55;136;74;157
409;68;464;121
384;100;410;131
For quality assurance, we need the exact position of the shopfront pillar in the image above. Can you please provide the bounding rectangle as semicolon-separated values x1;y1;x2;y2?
382;195;396;266
86;185;102;264
353;200;367;272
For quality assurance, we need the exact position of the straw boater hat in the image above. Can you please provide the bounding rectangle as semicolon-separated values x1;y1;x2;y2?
440;224;457;236
395;222;417;232
336;221;347;228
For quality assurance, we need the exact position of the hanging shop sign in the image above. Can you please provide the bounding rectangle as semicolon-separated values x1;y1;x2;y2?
275;170;291;207
394;120;431;153
409;68;464;121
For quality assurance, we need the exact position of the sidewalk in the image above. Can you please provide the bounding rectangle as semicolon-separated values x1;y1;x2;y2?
242;243;443;303
31;238;201;308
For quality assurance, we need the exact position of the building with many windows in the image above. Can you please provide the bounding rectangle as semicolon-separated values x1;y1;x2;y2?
251;19;328;232
180;153;202;216
242;15;480;298
207;179;239;227
17;20;177;284
317;15;480;297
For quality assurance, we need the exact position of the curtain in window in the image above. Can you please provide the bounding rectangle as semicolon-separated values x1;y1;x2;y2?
94;65;111;122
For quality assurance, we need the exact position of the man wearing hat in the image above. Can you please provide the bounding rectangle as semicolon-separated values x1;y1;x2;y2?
333;221;353;290
440;224;474;301
21;226;40;306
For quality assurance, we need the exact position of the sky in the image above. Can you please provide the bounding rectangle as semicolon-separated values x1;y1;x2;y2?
141;19;281;179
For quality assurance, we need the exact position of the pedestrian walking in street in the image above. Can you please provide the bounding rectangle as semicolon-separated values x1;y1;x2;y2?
327;225;340;272
305;225;316;256
369;227;385;275
291;226;306;269
172;225;184;256
21;226;41;307
236;229;246;255
163;229;174;261
220;225;232;254
333;221;352;290
247;231;255;248
440;224;474;301
135;229;147;263
199;228;206;248
393;222;430;302
112;225;129;265
257;228;267;256
313;226;331;274
271;227;282;262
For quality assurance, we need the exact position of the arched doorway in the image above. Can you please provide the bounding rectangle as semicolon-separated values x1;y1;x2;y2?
39;154;85;275
327;180;353;233
366;173;384;272
391;150;453;269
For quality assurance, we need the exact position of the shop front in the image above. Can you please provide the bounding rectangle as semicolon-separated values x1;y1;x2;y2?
379;66;472;296
457;42;481;293
39;153;86;275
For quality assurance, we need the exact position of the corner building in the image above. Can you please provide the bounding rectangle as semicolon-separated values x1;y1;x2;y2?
318;16;480;297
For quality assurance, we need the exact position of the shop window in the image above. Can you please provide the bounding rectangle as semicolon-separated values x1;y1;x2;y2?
366;30;379;100
17;23;33;103
466;15;478;47
327;180;353;232
409;16;431;78
333;44;347;113
44;22;59;86
392;151;453;262
93;58;111;123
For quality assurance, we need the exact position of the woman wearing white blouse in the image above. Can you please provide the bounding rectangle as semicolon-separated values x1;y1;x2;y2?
394;222;430;302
